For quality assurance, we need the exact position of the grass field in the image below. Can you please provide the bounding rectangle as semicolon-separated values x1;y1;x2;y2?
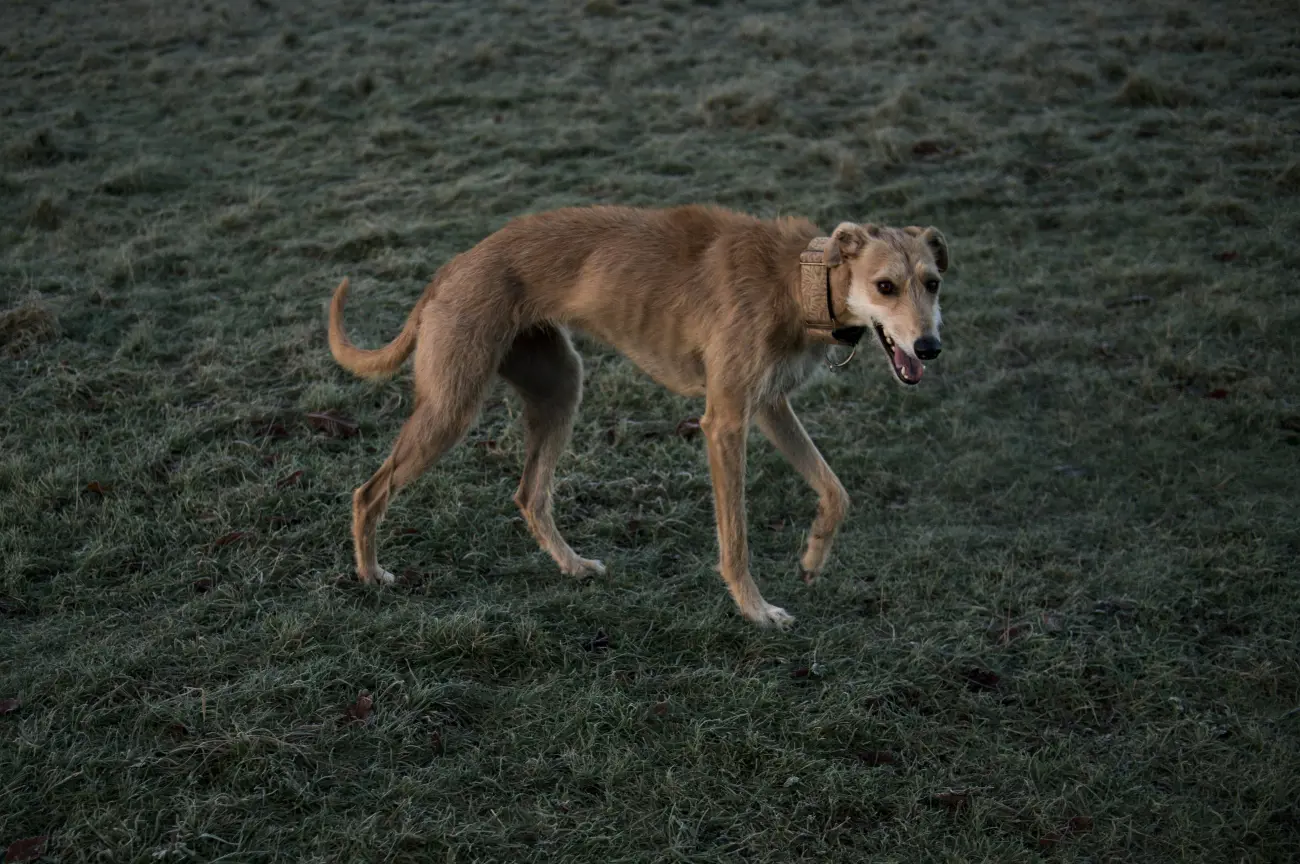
3;0;1299;860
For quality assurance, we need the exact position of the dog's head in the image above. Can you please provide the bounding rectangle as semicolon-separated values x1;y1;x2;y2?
825;222;948;386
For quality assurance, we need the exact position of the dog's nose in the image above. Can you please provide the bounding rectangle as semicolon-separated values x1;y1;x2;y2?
913;336;942;361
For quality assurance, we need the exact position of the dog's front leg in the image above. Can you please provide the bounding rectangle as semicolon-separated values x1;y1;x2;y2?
755;397;850;583
701;394;794;629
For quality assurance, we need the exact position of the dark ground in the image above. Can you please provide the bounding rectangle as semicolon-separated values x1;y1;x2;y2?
2;0;1298;861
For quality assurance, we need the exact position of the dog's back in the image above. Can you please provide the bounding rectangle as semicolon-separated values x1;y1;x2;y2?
469;206;818;393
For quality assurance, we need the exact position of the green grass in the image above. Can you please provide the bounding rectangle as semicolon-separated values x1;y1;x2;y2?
2;0;1298;860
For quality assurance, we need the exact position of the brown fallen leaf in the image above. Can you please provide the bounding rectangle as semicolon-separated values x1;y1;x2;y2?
990;622;1030;646
675;417;702;440
962;667;1001;691
276;469;304;488
1039;815;1094;849
83;481;109;498
397;569;429;586
582;629;611;652
1213;250;1239;262
929;790;971;812
253;420;291;439
650;701;669;717
1068;815;1094;833
790;663;828;680
166;722;189;739
912;139;957;158
211;530;248;549
860;597;892;616
1206;388;1229;400
1094;597;1137;616
5;835;49;863
307;410;360;438
397;527;420;536
1103;294;1153;309
1134;120;1162;139
192;577;214;594
854;750;897;766
430;727;445;754
342;691;374;725
0;697;20;715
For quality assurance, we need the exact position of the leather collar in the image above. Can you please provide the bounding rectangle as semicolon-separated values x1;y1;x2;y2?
800;238;865;346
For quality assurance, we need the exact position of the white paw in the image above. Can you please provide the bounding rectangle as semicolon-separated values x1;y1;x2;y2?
562;557;606;578
361;567;395;585
744;601;795;630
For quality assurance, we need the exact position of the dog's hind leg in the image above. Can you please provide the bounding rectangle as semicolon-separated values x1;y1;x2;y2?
499;325;604;577
351;311;501;584
755;396;850;583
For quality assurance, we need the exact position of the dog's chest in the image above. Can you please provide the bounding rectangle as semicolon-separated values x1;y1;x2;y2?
758;348;824;403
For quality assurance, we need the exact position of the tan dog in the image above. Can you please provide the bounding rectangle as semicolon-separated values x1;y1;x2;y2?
328;206;948;627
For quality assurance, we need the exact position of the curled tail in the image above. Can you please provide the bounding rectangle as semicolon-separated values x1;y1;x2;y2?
328;277;426;379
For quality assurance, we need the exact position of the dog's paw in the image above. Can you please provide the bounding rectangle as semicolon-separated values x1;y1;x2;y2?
743;601;795;630
800;547;831;578
562;557;606;578
360;568;396;586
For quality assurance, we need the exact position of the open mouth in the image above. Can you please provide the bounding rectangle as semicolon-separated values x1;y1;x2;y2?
874;325;924;386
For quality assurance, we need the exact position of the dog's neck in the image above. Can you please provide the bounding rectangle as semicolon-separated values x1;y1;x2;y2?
799;238;866;347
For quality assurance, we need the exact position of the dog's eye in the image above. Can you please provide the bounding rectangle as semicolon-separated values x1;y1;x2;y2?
925;280;940;293
876;280;896;296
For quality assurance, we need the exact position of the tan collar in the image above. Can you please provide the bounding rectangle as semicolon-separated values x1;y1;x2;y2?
800;237;865;347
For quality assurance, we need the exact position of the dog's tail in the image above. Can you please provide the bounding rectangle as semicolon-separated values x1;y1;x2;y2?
328;277;426;379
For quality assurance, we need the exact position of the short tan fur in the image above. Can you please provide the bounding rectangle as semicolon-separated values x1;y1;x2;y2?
328;205;949;628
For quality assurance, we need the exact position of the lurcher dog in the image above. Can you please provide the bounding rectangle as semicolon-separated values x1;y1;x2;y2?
328;205;948;628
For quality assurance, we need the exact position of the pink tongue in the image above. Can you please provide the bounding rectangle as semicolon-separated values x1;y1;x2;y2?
893;345;924;382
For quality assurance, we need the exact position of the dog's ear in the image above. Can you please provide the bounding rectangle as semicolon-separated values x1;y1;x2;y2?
825;222;872;267
905;226;949;273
